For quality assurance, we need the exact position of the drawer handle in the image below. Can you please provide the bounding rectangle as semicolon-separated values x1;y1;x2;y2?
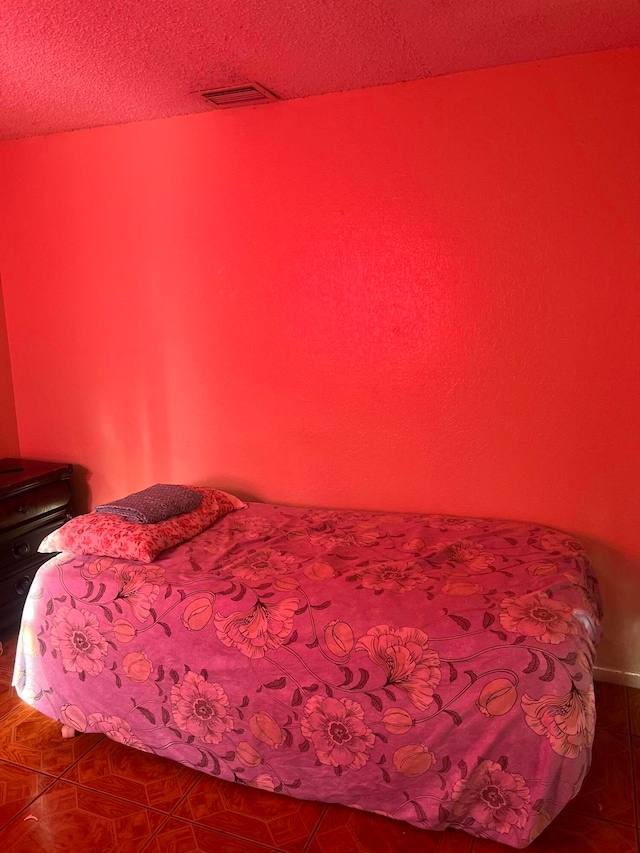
12;542;30;558
17;504;29;514
15;575;33;596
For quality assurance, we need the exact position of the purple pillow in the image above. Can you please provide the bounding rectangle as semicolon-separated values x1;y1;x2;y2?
95;484;203;524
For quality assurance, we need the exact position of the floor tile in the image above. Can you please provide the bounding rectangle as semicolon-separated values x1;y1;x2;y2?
629;689;640;737
0;635;17;684
0;760;54;830
471;811;638;851
173;775;323;853
1;779;166;853
64;735;201;812
0;681;23;721
143;816;282;852
595;681;630;733
0;703;102;777
305;804;473;853
564;726;635;825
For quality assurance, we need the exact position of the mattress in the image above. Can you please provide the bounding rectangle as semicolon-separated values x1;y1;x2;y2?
13;502;602;848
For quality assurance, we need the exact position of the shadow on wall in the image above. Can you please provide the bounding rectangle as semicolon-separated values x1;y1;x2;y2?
581;535;640;681
74;467;264;513
70;465;92;514
193;474;263;505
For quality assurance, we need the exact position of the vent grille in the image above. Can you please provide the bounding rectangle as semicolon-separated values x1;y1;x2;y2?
199;83;278;109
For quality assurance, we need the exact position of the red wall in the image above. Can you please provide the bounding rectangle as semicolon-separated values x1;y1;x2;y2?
0;48;638;677
0;282;19;457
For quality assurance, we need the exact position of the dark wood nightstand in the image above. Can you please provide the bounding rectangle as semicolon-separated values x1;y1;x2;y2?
0;458;73;636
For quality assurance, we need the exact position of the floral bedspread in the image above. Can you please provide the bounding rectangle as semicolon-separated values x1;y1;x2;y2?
13;503;602;848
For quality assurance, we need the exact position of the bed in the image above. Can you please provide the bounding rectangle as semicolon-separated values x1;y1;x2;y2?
12;494;602;849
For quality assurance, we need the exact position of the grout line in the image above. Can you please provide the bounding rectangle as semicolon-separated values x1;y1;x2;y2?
0;750;104;783
167;772;201;816
0;782;59;837
0;698;29;728
168;809;299;852
60;775;188;817
137;813;171;853
566;809;638;831
301;803;329;852
189;819;290;851
55;768;291;853
0;697;27;724
165;772;323;852
57;734;106;781
0;756;57;776
0;693;107;780
564;811;640;834
1;781;171;853
0;766;56;833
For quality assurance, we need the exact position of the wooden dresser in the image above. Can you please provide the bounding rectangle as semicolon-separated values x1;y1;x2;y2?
0;458;73;635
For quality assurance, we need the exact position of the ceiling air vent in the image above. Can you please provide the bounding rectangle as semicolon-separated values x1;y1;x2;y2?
199;83;278;109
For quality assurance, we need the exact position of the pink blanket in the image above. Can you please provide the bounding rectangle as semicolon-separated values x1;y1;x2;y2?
13;502;601;848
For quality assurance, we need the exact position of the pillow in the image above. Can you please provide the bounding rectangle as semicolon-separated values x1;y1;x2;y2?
39;487;245;563
95;484;204;524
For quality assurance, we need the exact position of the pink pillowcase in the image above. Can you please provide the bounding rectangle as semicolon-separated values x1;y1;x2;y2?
39;487;245;563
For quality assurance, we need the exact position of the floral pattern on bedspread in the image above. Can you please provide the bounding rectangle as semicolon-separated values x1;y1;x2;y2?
14;503;602;849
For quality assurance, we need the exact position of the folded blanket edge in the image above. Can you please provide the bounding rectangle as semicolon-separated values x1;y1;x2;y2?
94;483;203;524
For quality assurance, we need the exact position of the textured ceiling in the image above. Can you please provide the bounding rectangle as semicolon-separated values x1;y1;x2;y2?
1;0;639;140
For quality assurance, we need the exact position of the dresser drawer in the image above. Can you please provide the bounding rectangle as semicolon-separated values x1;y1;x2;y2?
0;517;67;567
0;558;49;631
0;481;72;533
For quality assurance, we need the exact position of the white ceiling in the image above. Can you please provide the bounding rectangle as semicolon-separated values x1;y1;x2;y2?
1;0;639;139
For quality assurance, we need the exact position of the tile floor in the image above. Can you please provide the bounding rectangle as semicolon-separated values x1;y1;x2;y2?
1;631;639;852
